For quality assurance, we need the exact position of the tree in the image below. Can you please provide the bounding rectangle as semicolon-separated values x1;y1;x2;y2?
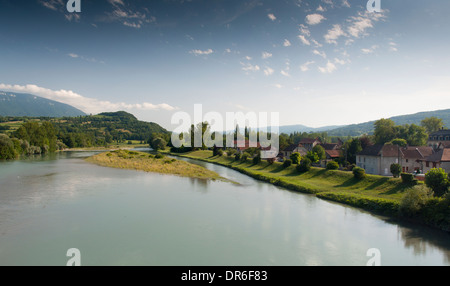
312;145;326;161
421;117;444;134
343;138;362;165
425;168;449;197
290;152;302;165
0;134;18;160
405;124;428;146
390;163;402;178
306;151;319;163
389;138;408;148
150;137;167;151
297;157;311;173
374;119;396;145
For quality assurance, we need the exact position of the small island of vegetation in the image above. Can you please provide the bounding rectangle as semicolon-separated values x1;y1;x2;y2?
86;149;227;181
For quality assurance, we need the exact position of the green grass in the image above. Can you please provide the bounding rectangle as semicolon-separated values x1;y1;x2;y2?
167;150;430;217
85;149;227;181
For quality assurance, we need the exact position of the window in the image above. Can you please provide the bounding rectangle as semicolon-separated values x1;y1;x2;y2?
426;162;430;167
406;159;409;163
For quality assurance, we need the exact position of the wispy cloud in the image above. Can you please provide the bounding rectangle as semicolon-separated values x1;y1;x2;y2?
241;63;260;72
39;0;80;22
104;0;156;28
67;53;104;64
305;14;326;25
324;24;346;44
263;67;274;76
189;49;214;56
262;52;273;59
313;49;327;59
300;61;315;72
283;39;291;47
267;13;276;21
298;35;311;46
0;83;178;114
318;61;337;74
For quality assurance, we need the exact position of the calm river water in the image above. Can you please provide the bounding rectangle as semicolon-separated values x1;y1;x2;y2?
0;150;449;266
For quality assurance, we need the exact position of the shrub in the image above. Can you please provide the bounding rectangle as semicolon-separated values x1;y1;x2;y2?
241;152;250;161
346;164;356;171
290;152;302;165
226;149;237;156
401;173;417;185
425;168;449;197
253;154;261;164
353;167;366;180
326;161;339;170
283;159;292;168
267;158;275;165
390;163;402;178
399;188;430;217
297;158;311;173
155;153;165;159
217;149;224;157
235;153;241;161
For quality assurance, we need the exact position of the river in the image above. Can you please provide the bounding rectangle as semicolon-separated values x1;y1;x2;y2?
0;150;449;266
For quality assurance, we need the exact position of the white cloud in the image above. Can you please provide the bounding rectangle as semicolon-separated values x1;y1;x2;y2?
298;35;310;46
262;52;273;59
389;42;398;52
306;14;326;25
190;49;214;56
268;13;277;21
264;67;274;76
0;84;178;114
299;24;311;36
318;61;337;74
300;61;315;72
273;84;283;89
313;49;327;59
245;56;252;60
241;63;260;72
68;53;79;58
334;58;346;65
281;70;291;77
324;24;346;44
283;39;291;47
347;11;386;39
342;0;351;8
317;5;325;12
361;45;379;54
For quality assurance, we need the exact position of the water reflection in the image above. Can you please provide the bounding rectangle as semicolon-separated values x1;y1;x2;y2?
0;151;449;266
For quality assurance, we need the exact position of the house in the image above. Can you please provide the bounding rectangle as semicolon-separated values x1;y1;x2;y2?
325;150;342;161
428;129;450;150
282;144;308;159
299;137;322;151
233;140;260;154
356;144;401;176
357;144;435;176
418;148;450;174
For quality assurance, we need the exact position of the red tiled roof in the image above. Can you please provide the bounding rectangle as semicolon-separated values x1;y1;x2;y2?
325;150;341;158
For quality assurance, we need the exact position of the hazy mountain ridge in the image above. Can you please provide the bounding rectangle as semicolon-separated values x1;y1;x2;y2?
0;91;86;117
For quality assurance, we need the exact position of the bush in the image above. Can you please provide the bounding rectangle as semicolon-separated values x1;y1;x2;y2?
267;158;275;165
297;158;312;173
353;167;366;180
399;188;430;217
346;164;356;171
401;173;417;185
226;149;237;156
253;154;261;164
326;161;339;170
235;153;241;161
217;149;224;157
425;168;449;197
155;153;165;159
241;152;250;161
283;159;292;168
390;163;402;178
290;152;302;165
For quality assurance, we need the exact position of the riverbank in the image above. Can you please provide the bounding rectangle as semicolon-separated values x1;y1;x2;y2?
166;150;450;233
86;149;228;181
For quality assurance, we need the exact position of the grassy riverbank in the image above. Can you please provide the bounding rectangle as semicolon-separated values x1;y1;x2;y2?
86;149;226;181
167;150;450;232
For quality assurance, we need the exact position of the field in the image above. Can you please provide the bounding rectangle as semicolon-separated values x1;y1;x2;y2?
86;149;227;181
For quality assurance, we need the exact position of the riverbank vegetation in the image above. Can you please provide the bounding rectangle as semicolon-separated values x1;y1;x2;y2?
86;149;226;181
167;150;450;232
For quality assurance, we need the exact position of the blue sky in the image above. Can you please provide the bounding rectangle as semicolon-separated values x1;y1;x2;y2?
1;0;450;130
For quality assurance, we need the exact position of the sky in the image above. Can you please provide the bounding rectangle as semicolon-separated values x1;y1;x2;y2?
0;0;450;130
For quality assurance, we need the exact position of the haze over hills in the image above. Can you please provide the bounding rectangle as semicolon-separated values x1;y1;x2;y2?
0;91;86;117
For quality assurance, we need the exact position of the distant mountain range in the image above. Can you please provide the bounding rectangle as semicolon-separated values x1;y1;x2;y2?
0;91;86;117
274;109;450;137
